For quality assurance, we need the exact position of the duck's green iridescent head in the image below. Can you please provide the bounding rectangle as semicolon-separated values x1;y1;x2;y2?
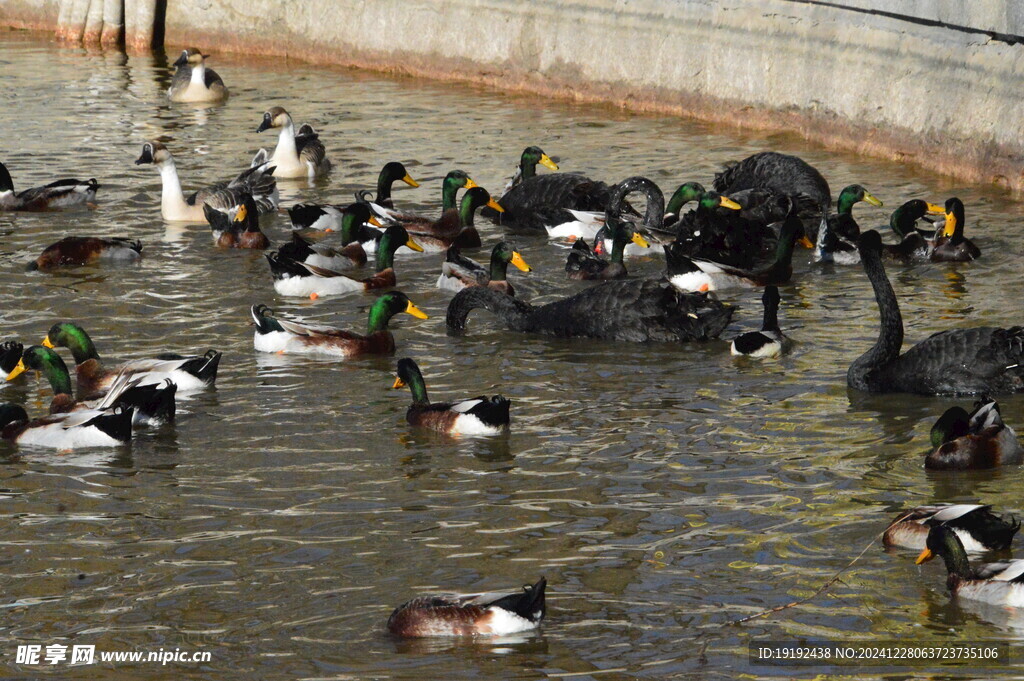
377;162;419;202
6;345;74;395
441;170;479;211
941;197;966;238
888;199;945;237
339;203;376;244
930;405;971;449
488;241;532;281
698;191;742;212
376;225;424;270
43;322;99;365
666;182;707;215
0;403;29;429
459;187;503;226
367;291;429;334
520;146;559;178
392;357;429;404
916;524;972;580
837;184;883;214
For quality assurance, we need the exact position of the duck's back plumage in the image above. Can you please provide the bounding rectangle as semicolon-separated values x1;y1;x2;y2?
387;577;546;637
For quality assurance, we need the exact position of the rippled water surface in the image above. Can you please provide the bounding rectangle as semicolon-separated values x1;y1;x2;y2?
3;33;1024;680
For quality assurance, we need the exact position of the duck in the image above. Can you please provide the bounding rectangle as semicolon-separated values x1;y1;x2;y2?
884;504;1019;553
0;341;23;381
926;397;1023;469
542;175;657;244
135;141;278;222
664;204;805;292
0;160;99;211
847;230;1024;395
27;237;142;271
566;220;649;280
377;186;499;252
713;151;832;235
437;242;532;296
931;197;981;262
361;161;420;209
883;199;947;262
287;201;382;257
41;322;221;397
491;145;560;198
278;230;366;270
250;292;428;358
0;403;134;449
915;524;1024;607
446;278;734;343
368;169;477;224
204;195;270;249
255;106;330;179
387;577;546;637
7;346;175;426
670;188;776;267
814;184;884;264
391;357;511;435
266;224;423;298
730;286;789;357
167;48;228;103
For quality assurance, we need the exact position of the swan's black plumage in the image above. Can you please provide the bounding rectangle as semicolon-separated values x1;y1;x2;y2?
848;230;1024;395
446;279;734;342
485;173;615;231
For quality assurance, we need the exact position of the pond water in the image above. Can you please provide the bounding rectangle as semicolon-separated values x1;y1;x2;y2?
2;32;1024;680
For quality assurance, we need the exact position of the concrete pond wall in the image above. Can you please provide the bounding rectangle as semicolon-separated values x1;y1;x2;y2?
3;0;1022;192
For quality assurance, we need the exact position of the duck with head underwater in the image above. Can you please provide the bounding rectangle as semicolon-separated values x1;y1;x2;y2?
27;237;142;271
437;241;532;296
387;577;546;637
0;160;99;211
926;397;1022;469
391;357;511;436
884;504;1019;553
0;341;23;381
250;292;428;358
0;402;134;449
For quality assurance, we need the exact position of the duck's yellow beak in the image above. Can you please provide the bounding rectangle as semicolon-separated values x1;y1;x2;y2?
942;212;957;238
234;203;248;223
464;178;479;190
42;336;55;349
925;202;945;215
510;251;532;272
405;237;424;253
863;192;884;207
368;216;384;228
486;199;505;213
631;232;650;248
915;548;934;565
405;301;429;319
798;236;815;249
720;196;742;210
6;358;27;382
402;173;420;188
540;154;559;171
392;376;406;389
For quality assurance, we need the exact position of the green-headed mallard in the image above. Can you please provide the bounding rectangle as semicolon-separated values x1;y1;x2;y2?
814;184;884;264
883;199;946;262
884;504;1019;553
367;169;477;228
927;397;1023;469
437;242;532;296
848;231;1024;395
256;106;330;179
387;577;546;637
392;357;511;435
0;160;99;211
931;198;980;262
250;292;428;357
266;224;423;298
916;524;1024;607
376;186;500;252
27;237;142;271
167;48;228;103
361;161;420;210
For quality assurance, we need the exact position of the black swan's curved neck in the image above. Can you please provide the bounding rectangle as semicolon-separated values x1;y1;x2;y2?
851;235;904;380
606;176;665;233
445;287;532;332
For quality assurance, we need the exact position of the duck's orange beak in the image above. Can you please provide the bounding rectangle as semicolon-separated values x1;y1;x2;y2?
42;336;55;349
540;154;559;171
486;198;505;213
402;173;420;188
392;376;406;389
915;548;934;565
404;301;429;319
5;358;27;381
510;251;531;272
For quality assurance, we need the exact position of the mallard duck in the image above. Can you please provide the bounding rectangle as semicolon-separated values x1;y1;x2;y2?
135;141;278;222
250;292;428;357
926;397;1023;469
41;322;221;397
931;198;980;262
884;504;1019;553
391;357;511;435
8;346;176;426
883;199;946;262
0;341;23;382
566;220;648;280
814;184;884;264
368;169;478;226
494;146;560;196
916;524;1024;607
255;106;329;179
713;151;832;232
446;279;734;342
730;286;789;357
0;403;134;449
266;224;423;298
361;161;420;209
0;161;99;211
437;242;531;296
27;237;142;271
665;205;804;292
377;186;499;252
204;195;269;249
167;48;228;103
670;189;778;267
278;231;366;270
387;577;546;637
848;231;1024;395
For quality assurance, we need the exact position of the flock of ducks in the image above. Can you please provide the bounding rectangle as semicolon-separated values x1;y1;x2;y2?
3;48;1024;637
